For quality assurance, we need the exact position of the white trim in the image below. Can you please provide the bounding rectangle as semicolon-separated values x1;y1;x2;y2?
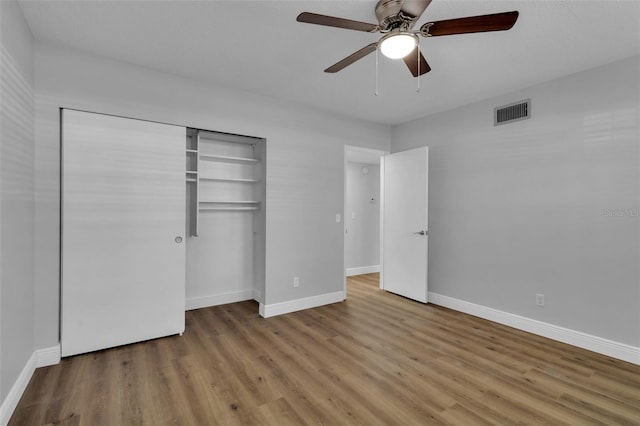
379;155;385;291
259;291;345;318
344;145;388;165
36;345;61;367
346;265;380;276
186;289;254;311
428;292;640;366
0;345;61;426
0;352;36;426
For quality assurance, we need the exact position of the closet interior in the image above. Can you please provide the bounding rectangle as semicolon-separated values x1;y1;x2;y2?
185;129;266;308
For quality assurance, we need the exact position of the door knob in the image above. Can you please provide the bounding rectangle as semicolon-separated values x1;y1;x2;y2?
413;230;427;236
175;236;183;243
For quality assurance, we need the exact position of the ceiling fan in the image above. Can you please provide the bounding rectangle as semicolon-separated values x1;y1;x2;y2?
297;0;519;77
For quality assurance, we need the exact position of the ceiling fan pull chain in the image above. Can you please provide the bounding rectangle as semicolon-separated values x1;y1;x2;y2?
374;48;379;96
416;39;421;94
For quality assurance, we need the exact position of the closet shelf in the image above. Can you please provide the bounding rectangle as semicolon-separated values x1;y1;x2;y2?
199;199;261;212
199;201;260;205
199;153;259;164
199;201;261;211
199;206;260;212
199;176;261;183
187;128;264;233
186;170;198;183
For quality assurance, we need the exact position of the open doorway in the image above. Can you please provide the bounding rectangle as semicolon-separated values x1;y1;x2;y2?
343;146;389;297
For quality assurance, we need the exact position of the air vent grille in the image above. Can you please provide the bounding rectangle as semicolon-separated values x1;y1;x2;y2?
494;99;530;126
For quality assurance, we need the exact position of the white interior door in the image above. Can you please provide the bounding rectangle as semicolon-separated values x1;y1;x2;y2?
381;147;429;302
61;109;186;357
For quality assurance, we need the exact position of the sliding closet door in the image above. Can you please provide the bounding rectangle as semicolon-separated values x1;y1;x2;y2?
61;110;185;357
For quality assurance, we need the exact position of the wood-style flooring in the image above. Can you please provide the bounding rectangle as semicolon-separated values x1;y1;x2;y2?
11;273;640;425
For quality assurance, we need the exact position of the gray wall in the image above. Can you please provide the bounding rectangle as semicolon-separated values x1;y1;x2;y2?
33;42;391;349
345;162;380;271
4;5;634;405
0;0;36;403
392;56;640;346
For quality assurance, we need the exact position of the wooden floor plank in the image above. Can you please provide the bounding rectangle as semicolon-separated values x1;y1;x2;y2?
10;273;640;425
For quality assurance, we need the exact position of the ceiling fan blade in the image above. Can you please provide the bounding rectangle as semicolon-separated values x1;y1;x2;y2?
325;43;378;73
400;0;433;20
423;11;519;37
297;12;379;32
402;46;431;77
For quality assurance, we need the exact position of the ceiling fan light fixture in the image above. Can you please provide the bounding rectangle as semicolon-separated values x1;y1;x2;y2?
379;31;417;59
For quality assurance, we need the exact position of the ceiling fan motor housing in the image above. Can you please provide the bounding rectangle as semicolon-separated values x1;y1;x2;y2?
375;0;416;30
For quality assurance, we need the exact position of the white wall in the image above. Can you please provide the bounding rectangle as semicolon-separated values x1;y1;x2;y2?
0;0;35;405
345;162;380;273
33;43;391;348
392;55;640;347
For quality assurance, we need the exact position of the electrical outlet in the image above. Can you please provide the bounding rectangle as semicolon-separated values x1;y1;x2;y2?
293;277;300;288
536;293;545;307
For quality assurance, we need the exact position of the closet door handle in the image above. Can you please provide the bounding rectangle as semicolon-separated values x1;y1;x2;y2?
413;230;427;236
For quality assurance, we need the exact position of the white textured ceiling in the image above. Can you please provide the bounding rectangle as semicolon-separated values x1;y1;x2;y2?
18;0;640;125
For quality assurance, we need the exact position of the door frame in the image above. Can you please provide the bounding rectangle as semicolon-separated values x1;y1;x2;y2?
343;146;389;298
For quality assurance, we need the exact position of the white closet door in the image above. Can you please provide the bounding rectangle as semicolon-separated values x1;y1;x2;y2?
61;110;186;357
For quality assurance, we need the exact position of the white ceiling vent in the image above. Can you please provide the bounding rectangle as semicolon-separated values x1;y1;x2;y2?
494;99;530;126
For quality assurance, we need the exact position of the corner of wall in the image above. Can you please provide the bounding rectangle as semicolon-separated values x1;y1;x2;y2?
1;0;37;414
0;352;35;426
259;291;345;318
0;345;61;426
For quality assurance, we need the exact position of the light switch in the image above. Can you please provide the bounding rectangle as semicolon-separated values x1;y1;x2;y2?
351;212;356;220
335;213;341;223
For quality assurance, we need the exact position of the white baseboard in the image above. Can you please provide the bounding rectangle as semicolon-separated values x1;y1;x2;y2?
0;352;36;426
346;265;380;276
36;344;61;367
0;345;61;426
259;291;345;318
253;288;263;303
186;289;254;311
428;292;640;366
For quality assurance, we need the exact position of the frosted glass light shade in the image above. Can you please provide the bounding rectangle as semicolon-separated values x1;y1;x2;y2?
380;32;417;59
